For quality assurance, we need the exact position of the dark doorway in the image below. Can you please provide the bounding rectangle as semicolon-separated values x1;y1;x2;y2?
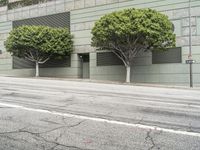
79;53;90;79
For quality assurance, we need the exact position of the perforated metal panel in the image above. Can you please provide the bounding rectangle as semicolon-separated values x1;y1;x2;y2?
97;52;123;66
13;12;70;29
152;47;182;64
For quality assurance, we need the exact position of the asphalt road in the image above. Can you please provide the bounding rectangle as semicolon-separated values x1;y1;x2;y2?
0;77;200;150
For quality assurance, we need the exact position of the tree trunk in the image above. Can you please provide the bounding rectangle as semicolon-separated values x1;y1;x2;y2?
126;65;131;83
35;61;39;77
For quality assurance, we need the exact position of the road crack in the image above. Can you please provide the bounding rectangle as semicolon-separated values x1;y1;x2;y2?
145;129;161;150
0;120;90;150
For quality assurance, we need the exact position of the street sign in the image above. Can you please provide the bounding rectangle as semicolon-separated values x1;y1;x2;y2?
186;60;195;64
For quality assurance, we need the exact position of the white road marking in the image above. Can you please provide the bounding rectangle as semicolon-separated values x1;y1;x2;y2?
0;102;200;137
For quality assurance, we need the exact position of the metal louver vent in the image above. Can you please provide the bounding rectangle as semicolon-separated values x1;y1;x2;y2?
13;56;71;69
152;47;182;64
13;12;70;29
97;52;123;66
40;56;71;68
13;56;35;69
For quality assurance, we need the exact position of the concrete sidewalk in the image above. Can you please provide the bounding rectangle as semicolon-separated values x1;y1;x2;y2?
14;76;200;90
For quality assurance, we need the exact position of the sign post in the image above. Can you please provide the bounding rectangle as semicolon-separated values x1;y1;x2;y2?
188;0;193;88
186;59;195;88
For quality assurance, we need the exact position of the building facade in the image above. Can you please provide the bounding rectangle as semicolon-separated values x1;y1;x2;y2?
0;0;200;86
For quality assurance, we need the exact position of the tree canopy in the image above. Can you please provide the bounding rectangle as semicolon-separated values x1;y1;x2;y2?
5;25;73;76
91;8;176;82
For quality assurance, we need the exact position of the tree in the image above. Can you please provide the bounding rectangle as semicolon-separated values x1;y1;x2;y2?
0;0;8;6
5;25;73;77
91;8;176;83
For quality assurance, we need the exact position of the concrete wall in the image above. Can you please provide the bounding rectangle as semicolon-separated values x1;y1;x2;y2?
0;21;13;75
0;0;200;86
39;54;82;78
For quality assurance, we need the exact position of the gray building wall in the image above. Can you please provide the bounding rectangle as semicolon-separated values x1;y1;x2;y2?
71;0;200;86
0;0;200;86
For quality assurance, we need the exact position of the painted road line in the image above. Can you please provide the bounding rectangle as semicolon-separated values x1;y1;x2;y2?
0;102;200;137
